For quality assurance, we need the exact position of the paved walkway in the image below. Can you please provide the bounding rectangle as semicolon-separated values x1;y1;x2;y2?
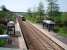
15;20;27;50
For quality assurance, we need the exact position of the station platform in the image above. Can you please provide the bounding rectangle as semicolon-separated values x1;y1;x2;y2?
15;20;27;50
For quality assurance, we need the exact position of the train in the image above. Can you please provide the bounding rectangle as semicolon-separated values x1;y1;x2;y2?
7;21;15;36
18;15;26;21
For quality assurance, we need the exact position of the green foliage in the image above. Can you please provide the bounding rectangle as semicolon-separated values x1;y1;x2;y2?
47;0;61;20
58;27;67;37
26;0;67;37
27;2;45;23
0;39;7;46
53;26;67;37
53;16;61;23
27;8;32;17
0;29;4;35
0;6;16;35
61;12;67;25
0;24;6;35
53;12;67;37
37;2;45;22
0;11;6;17
37;2;44;16
0;5;10;18
0;5;16;23
53;26;59;33
0;26;4;35
1;5;10;12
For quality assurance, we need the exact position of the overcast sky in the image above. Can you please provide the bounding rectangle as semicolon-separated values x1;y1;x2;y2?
0;0;66;12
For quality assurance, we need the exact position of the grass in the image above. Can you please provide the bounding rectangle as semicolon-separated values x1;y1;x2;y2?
26;16;42;23
0;24;7;35
0;27;4;35
58;27;67;37
0;39;7;47
26;16;37;23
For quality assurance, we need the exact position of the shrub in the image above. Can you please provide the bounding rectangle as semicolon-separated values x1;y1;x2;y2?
58;27;67;37
53;26;59;33
0;27;4;34
0;39;7;47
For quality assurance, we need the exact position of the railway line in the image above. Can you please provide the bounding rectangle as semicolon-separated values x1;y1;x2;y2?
18;17;66;50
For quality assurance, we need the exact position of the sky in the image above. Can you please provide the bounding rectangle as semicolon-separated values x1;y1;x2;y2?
0;0;67;12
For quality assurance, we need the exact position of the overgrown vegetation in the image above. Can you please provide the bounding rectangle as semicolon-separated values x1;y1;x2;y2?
0;5;16;34
0;5;16;46
0;39;7;47
0;25;6;34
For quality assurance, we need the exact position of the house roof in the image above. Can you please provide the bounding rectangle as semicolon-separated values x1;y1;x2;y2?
43;20;55;24
0;35;9;39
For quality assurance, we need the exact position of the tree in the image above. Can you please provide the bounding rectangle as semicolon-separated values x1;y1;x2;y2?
61;12;67;26
47;0;61;22
0;6;10;24
1;5;10;12
27;8;33;21
37;2;45;22
0;5;16;24
27;8;32;17
0;11;8;25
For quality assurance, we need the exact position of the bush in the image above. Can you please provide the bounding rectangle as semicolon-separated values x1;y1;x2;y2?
0;39;7;47
53;27;59;33
58;27;67;37
0;27;4;34
0;24;7;35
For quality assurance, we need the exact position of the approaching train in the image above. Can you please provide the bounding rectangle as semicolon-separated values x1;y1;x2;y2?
7;21;15;36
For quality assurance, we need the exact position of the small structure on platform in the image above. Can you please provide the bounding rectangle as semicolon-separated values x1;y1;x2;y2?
0;34;10;39
42;20;55;31
7;21;15;36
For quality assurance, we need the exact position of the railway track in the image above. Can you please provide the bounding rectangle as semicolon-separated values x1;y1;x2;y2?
18;17;66;50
